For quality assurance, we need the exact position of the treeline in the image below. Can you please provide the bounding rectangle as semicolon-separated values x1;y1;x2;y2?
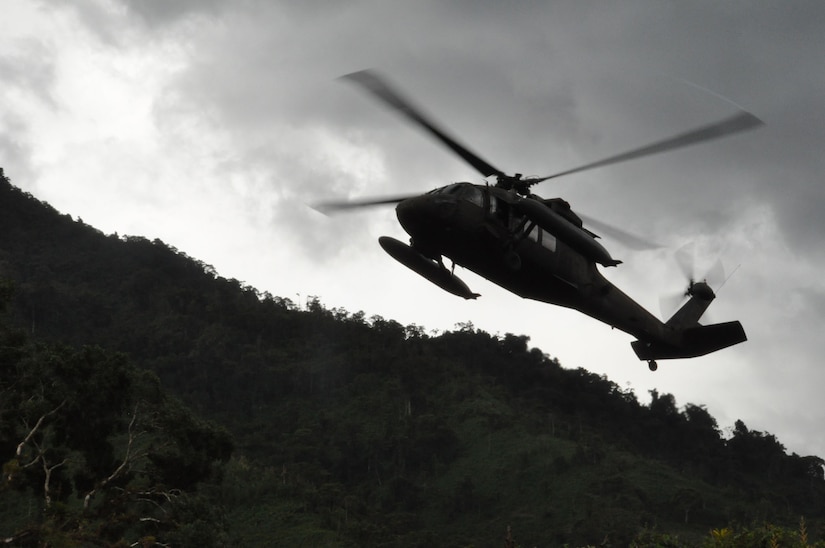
2;171;825;545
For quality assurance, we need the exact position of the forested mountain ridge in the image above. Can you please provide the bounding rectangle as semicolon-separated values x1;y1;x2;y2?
2;171;824;546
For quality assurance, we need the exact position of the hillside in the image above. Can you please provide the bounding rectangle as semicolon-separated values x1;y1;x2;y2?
2;170;824;546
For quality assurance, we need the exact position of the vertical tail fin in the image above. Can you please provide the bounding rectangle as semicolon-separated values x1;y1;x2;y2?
665;280;714;329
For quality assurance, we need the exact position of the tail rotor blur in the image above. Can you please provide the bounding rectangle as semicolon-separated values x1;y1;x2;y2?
660;244;726;320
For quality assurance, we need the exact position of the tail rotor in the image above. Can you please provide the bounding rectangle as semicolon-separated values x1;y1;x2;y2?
660;243;726;320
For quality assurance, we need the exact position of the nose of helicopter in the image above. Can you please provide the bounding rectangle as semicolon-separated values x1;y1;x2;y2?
396;194;457;241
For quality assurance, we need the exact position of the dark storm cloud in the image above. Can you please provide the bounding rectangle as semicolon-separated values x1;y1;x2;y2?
47;0;226;36
554;3;825;253
119;0;226;26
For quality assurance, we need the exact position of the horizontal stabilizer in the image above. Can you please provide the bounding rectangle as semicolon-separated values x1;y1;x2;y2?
631;321;747;361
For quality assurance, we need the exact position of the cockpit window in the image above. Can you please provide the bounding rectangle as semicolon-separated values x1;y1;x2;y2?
428;184;461;194
460;185;483;206
429;183;483;206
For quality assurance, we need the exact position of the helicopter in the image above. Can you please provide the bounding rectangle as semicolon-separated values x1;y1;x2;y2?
318;70;763;371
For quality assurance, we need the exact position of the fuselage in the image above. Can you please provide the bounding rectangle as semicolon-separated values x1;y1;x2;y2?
395;183;672;345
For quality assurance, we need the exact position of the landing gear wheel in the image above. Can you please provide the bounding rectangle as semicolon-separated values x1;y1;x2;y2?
648;360;658;372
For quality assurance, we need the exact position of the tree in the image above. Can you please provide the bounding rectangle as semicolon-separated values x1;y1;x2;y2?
0;284;232;546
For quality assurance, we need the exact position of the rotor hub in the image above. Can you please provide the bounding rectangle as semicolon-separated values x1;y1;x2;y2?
687;280;715;301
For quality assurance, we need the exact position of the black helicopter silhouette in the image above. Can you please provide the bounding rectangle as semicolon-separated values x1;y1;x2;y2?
318;70;762;371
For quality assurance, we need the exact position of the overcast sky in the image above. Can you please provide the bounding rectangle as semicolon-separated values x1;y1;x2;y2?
3;0;825;458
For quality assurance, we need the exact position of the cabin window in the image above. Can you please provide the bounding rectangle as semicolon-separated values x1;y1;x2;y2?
526;224;557;251
542;232;557;251
527;223;540;243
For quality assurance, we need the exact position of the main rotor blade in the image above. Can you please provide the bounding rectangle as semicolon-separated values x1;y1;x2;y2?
341;70;504;179
312;194;414;214
578;213;662;250
535;110;764;184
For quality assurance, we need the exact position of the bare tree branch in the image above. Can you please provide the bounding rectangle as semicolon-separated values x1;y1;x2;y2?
40;451;67;508
15;399;66;458
1;530;33;545
83;403;145;509
5;399;67;485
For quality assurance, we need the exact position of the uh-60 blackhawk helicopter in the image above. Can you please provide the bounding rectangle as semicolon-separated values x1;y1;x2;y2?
318;70;763;371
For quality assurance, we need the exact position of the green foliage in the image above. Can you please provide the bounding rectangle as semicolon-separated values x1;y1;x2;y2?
0;284;232;545
633;517;825;547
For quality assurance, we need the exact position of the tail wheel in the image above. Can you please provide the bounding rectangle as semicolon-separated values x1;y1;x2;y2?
648;360;658;372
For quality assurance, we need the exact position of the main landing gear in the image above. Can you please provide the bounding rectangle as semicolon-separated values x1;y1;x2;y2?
647;360;658;372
